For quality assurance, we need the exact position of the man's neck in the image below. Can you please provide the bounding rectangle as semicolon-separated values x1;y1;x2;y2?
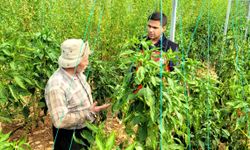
64;68;78;76
150;34;165;45
152;38;160;44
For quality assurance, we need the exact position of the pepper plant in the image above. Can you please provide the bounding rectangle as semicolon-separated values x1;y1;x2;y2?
0;30;59;128
111;39;224;149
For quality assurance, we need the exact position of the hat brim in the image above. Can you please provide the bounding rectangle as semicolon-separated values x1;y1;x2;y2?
58;55;84;68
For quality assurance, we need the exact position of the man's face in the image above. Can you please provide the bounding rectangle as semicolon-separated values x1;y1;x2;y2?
147;20;166;42
77;55;89;73
76;45;91;73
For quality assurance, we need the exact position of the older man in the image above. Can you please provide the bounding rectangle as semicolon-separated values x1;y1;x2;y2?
45;39;110;150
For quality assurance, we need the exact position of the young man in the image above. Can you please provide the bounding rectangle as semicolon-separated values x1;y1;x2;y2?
144;11;178;71
45;39;110;150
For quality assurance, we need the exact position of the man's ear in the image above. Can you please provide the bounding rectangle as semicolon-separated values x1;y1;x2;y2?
162;26;166;32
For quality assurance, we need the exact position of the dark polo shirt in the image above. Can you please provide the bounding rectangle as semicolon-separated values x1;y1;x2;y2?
151;35;178;52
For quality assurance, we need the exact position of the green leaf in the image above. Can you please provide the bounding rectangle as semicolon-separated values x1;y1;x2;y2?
34;80;43;89
130;113;146;125
125;142;136;150
175;110;183;124
14;76;26;89
0;56;6;61
16;138;30;149
167;143;184;149
10;62;15;70
8;85;18;101
137;123;147;143
105;132;115;150
144;87;156;122
119;50;135;57
135;145;144;150
163;91;171;102
226;101;248;109
150;76;157;86
141;41;149;50
2;49;12;56
20;95;29;105
0;132;10;142
0;85;8;103
22;78;34;86
0;143;12;150
38;101;46;108
146;126;158;149
135;66;145;84
148;60;160;67
96;134;104;150
149;102;156;123
222;129;230;138
81;130;95;144
73;133;85;145
167;77;174;88
46;51;57;61
85;122;99;133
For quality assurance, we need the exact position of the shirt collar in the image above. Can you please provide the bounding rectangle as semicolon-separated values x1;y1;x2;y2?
60;67;80;80
155;34;167;46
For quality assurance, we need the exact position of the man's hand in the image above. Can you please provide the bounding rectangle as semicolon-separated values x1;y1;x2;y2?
90;101;110;113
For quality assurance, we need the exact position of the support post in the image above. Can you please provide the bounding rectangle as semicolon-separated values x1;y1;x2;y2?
224;0;233;36
245;0;250;40
170;0;178;42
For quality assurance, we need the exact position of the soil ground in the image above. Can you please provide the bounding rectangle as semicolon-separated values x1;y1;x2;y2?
2;114;53;150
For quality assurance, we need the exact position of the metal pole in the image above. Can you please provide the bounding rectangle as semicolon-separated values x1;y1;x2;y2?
245;0;250;40
224;0;233;36
170;0;178;42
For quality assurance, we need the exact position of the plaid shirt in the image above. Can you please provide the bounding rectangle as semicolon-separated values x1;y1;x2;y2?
45;68;95;129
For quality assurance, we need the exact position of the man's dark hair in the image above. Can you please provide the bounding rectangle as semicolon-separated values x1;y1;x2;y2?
148;12;167;26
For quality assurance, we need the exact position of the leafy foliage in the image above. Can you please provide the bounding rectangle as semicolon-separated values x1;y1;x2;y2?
0;30;59;126
0;131;30;150
0;0;249;149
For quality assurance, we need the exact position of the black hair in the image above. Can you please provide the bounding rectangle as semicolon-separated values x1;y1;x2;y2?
148;12;167;26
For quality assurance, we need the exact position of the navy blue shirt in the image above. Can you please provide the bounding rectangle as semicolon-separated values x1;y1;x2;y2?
150;35;178;52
